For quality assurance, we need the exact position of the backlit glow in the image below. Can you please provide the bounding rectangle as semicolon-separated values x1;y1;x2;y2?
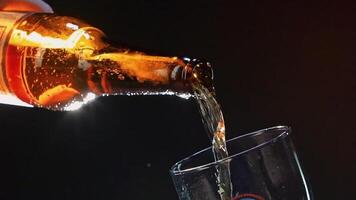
63;92;96;111
123;90;192;99
10;29;89;48
0;94;33;107
66;23;79;30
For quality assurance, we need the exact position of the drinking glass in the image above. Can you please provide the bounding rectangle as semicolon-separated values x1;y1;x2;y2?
170;126;313;200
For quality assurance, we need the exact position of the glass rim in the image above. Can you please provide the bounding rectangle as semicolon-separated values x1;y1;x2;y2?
170;125;291;175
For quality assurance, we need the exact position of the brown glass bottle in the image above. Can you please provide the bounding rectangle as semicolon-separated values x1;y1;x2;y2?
0;12;214;110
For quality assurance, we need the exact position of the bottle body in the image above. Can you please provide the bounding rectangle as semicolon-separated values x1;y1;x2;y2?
0;11;32;107
0;11;213;110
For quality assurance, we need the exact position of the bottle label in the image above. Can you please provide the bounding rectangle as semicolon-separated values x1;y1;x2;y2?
0;11;28;93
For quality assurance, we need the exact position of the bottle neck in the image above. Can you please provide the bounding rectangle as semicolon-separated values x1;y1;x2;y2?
84;48;214;98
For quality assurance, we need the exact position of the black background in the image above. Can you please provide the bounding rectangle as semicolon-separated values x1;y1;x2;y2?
0;0;355;199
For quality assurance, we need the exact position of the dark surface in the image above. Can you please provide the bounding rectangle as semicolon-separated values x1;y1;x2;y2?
0;0;354;199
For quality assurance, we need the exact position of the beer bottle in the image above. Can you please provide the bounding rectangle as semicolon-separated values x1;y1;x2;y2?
0;11;214;110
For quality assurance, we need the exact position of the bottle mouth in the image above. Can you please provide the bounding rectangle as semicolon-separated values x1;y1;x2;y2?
182;58;215;94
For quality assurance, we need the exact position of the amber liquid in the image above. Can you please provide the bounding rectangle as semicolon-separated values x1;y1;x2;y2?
193;83;232;200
